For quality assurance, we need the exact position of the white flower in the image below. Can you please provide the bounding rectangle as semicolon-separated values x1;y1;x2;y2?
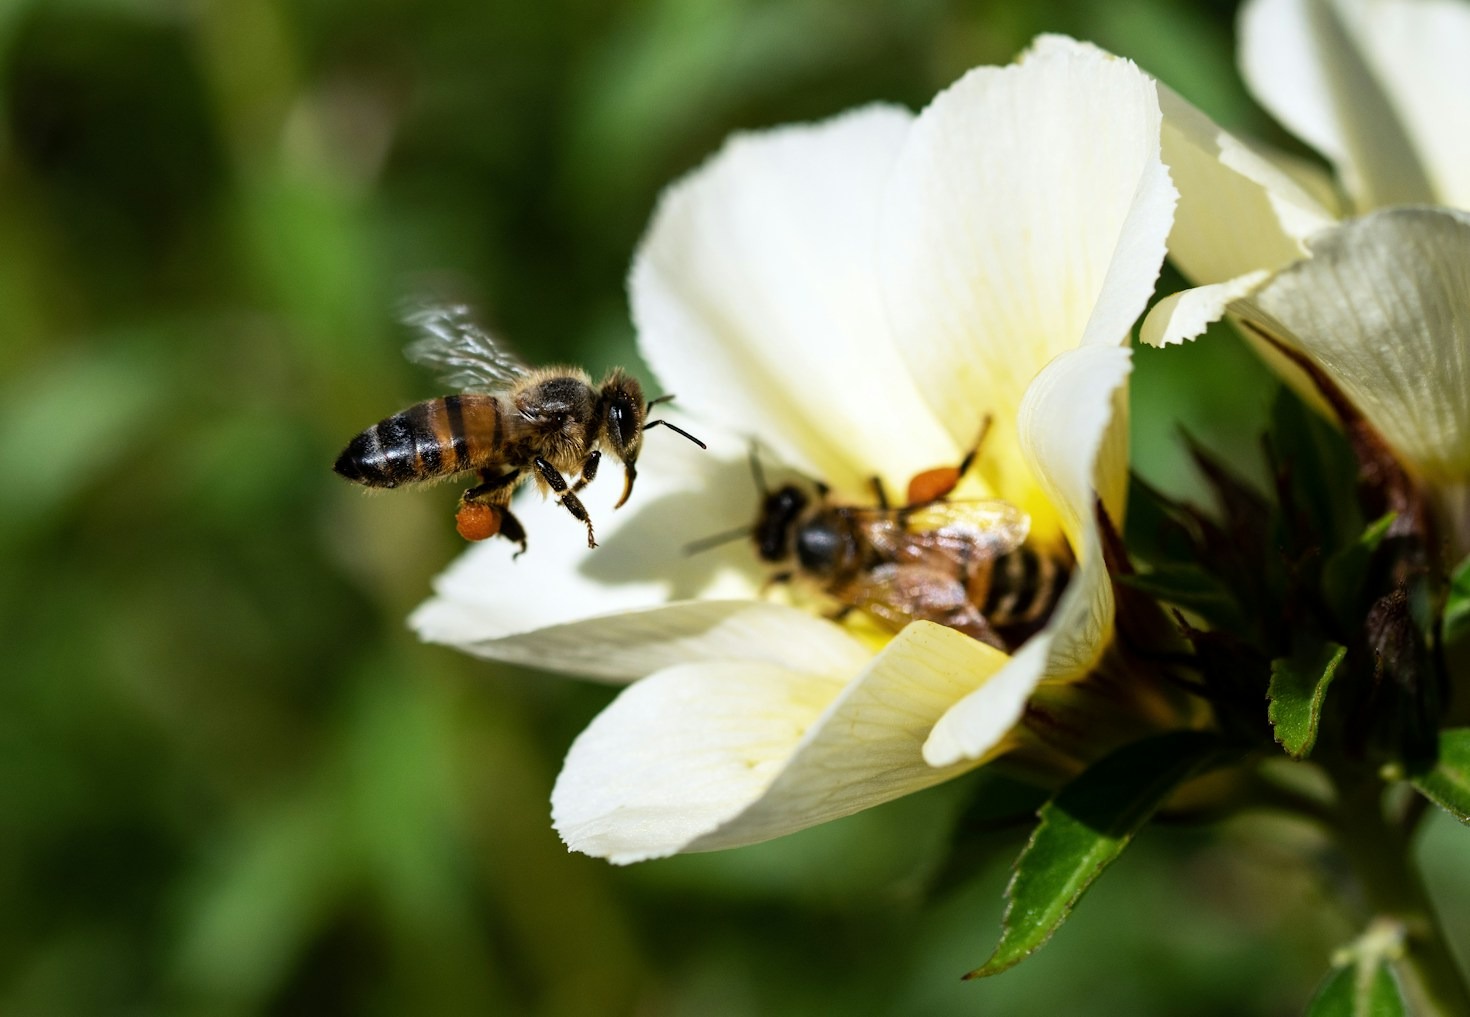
1141;0;1470;324
1148;0;1470;327
1142;0;1470;550
1237;207;1470;553
411;36;1176;863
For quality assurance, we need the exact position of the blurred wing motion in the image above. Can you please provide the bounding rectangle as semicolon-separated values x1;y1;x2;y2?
401;301;530;392
852;499;1031;567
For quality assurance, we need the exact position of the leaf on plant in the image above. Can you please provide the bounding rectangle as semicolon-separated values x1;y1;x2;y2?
1118;565;1245;633
1443;556;1470;647
1265;385;1361;557
926;772;1051;900
1268;641;1347;759
1123;473;1201;567
1410;728;1470;825
1306;917;1409;1017
1305;958;1406;1017
968;731;1231;979
1322;513;1396;629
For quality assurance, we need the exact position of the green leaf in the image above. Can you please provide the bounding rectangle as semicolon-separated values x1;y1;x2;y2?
1443;556;1470;646
1410;728;1470;825
1122;473;1201;567
1266;385;1361;556
1268;641;1348;759
1117;565;1245;632
1306;959;1406;1017
1306;918;1409;1017
1323;513;1396;629
969;731;1230;978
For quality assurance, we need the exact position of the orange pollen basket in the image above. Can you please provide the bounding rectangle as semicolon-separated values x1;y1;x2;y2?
455;502;502;542
906;466;961;506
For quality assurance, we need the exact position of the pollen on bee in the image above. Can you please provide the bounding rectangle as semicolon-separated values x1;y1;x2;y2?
455;502;502;542
906;466;961;506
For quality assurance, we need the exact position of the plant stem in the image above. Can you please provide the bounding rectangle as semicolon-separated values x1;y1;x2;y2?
1330;772;1470;1016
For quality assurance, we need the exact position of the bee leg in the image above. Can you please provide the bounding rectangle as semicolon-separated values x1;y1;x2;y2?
904;416;995;507
958;415;993;477
533;456;597;549
868;476;891;510
569;449;600;495
498;506;529;558
463;468;521;503
460;469;526;551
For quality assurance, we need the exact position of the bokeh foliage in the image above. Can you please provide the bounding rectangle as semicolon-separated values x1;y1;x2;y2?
2;0;1466;1014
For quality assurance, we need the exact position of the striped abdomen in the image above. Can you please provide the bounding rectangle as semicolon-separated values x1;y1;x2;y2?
333;394;504;488
968;545;1066;632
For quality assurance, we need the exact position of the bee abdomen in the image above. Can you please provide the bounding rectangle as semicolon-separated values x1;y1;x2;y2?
333;397;472;488
975;545;1065;629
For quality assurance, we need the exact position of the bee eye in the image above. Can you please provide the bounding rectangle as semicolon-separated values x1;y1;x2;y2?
610;399;639;449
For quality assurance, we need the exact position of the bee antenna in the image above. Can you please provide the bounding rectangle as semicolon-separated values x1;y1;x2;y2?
644;419;706;449
748;444;769;495
645;393;677;411
683;525;750;556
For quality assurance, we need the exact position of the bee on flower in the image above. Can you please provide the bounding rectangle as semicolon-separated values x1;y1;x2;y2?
411;36;1178;863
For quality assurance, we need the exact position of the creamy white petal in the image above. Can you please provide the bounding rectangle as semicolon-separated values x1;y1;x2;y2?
552;622;1007;863
1158;84;1333;288
1355;0;1470;208
925;345;1132;766
1249;206;1470;483
1239;0;1434;209
407;429;867;681
630;105;957;499
415;598;872;684
881;36;1173;534
1139;273;1271;348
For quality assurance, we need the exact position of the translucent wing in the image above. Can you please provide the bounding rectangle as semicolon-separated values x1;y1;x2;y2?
849;500;1031;564
401;302;529;392
836;563;1003;650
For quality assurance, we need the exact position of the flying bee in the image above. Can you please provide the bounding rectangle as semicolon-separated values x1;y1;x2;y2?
720;439;1069;652
333;303;705;552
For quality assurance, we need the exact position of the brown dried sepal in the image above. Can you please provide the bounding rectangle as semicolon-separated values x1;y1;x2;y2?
455;501;502;542
1237;320;1432;552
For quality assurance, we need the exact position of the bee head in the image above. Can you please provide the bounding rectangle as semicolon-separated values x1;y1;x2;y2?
753;485;809;562
598;369;706;510
597;370;646;508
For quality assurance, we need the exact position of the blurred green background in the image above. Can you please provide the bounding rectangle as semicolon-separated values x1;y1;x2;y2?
3;0;1466;1014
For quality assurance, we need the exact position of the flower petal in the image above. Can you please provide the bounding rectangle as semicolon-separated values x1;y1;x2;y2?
630;104;957;499
1139;273;1271;349
409;429;877;681
1239;0;1435;209
925;345;1132;766
415;598;872;684
552;621;1006;862
880;36;1173;532
1247;206;1470;484
1354;0;1470;208
1158;84;1333;292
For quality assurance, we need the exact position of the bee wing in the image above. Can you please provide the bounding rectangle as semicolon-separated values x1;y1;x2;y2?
834;563;1002;647
401;302;530;392
848;500;1031;562
903;500;1031;555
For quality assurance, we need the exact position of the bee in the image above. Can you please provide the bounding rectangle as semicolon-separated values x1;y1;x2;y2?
333;303;705;552
743;442;1069;652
